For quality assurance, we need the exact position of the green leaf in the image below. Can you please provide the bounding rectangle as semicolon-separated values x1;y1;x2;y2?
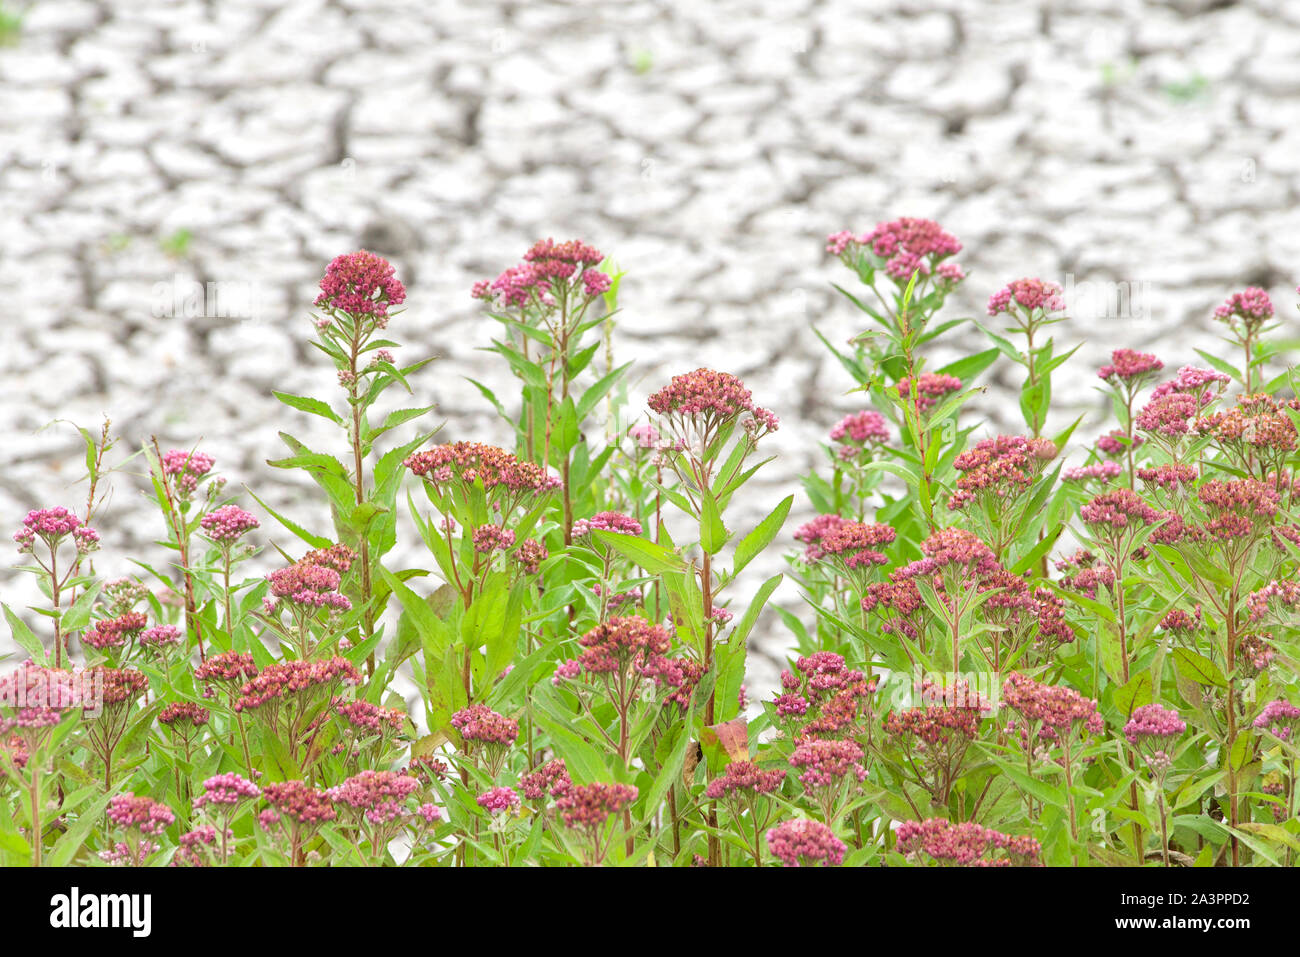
590;530;685;574
733;495;792;576
700;490;728;555
1112;672;1153;719
59;583;102;634
934;347;1000;382
1172;648;1227;688
272;391;344;425
245;488;332;549
4;603;47;665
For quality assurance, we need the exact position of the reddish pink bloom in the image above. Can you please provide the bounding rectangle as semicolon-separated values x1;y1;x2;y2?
314;250;406;325
897;373;962;412
830;410;890;445
1097;349;1163;383
1214;287;1273;328
200;505;259;543
108;793;175;835
766;819;845;867
450;704;518;747
475;786;522;816
896;818;1040;866
987;278;1064;316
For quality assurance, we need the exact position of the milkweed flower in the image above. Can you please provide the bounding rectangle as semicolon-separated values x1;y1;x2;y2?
766;818;845;867
315;249;406;326
1214;286;1273;333
1124;704;1186;777
987;278;1064;317
1097;349;1163;384
200;505;259;544
896;818;1040;867
162;449;215;500
1254;699;1300;741
108;793;175;836
897;373;961;413
476;786;522;817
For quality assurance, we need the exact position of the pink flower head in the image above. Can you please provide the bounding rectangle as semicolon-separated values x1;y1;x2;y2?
1097;349;1163;384
450;704;519;747
200;505;259;544
860;217;962;285
816;521;897;571
139;624;183;650
1123;704;1186;747
1214;287;1273;329
83;611;148;651
404;443;559;499
705;760;786;800
194;650;258;685
512;537;548;575
1096;429;1143;457
233;658;361;713
523;238;604;267
788;737;867;789
329;770;421;824
521;759;572;801
335;698;406;736
897;373;962;412
582;269;612;297
314;250;406;325
1001;672;1104;739
194;772;261;808
158;702;210;727
793;514;849;563
628;422;661;449
830;410;890;447
949;434;1056;511
472;523;516;553
555;782;638;832
265;560;351;612
162;449;215;500
572;511;643;538
476;786;522;816
14;507;96;555
766;818;845;867
107;793;175;836
648;368;755;421
1064;461;1122;483
987;278;1064;316
896;818;1040;867
893;527;1000;581
1254;699;1300;741
262;780;337;826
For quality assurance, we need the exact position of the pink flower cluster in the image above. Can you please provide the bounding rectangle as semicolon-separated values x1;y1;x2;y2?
521;759;572;800
83;611;148;650
647;368;772;430
949;435;1056;510
194;650;258;686
329;770;421;824
897;372;962;412
336;699;406;735
107;793;175;835
512;537;548;574
162;449;215;500
830;410;890;446
472;523;516;553
234;658;361;713
987;278;1064;316
893;527;999;581
476;786;522;816
450;704;519;746
705;760;787;800
1002;672;1104;738
765;818;846;866
572;511;643;538
194;772;261;808
1214;287;1273;327
774;652;874;738
404;442;559;495
262;780;337;826
200;505;259;543
266;560;351;612
314;250;406;325
1064;461;1122;483
13;507;98;555
555;782;638;831
861;217;963;283
1253;699;1300;740
1097;429;1142;457
816;521;897;570
1097;349;1163;383
575;616;684;686
896;818;1040;866
793;514;849;563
